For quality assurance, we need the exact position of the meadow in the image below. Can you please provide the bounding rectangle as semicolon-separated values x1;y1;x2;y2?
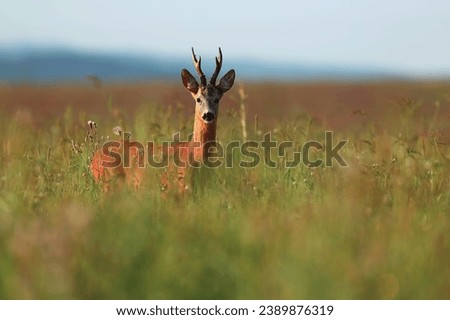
0;81;449;299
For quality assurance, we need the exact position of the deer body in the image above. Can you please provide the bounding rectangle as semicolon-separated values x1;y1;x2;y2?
90;48;235;191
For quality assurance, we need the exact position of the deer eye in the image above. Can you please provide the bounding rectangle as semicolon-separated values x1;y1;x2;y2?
196;98;201;103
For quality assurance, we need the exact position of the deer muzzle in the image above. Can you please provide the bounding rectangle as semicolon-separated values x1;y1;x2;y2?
202;112;216;123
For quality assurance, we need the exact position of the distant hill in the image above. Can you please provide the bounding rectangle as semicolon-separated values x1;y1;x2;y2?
0;45;406;83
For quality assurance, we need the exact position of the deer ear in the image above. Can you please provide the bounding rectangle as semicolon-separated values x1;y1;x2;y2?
217;69;235;93
181;69;199;94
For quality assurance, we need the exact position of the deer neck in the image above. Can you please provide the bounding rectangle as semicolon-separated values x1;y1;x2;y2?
193;113;217;144
192;113;217;158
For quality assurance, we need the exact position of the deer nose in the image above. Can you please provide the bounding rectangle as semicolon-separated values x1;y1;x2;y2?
202;112;216;123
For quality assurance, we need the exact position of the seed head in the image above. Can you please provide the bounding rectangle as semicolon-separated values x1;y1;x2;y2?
113;126;123;136
87;120;97;130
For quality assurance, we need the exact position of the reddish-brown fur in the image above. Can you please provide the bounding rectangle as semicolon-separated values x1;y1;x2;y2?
89;118;216;192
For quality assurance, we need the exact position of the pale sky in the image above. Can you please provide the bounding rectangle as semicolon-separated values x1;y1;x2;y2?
1;0;449;75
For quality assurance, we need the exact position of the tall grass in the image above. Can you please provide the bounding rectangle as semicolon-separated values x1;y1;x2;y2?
0;90;449;299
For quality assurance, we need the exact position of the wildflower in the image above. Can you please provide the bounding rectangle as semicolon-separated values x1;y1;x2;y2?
113;126;123;136
87;120;97;130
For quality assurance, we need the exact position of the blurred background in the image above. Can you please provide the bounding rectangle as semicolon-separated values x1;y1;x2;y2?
1;0;449;82
1;0;450;300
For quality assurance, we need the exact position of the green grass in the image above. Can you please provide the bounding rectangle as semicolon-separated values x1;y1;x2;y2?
0;95;449;299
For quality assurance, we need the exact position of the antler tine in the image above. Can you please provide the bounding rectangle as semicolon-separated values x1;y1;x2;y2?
191;47;207;87
210;47;223;85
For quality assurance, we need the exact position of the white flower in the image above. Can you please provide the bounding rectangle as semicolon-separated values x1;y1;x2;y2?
113;126;123;136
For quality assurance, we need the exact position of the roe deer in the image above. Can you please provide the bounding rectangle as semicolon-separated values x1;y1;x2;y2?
90;48;236;191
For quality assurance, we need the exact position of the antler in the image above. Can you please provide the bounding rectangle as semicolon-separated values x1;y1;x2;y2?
210;47;223;85
191;47;207;87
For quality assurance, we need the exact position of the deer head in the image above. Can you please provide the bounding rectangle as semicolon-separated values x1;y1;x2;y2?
181;48;235;124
